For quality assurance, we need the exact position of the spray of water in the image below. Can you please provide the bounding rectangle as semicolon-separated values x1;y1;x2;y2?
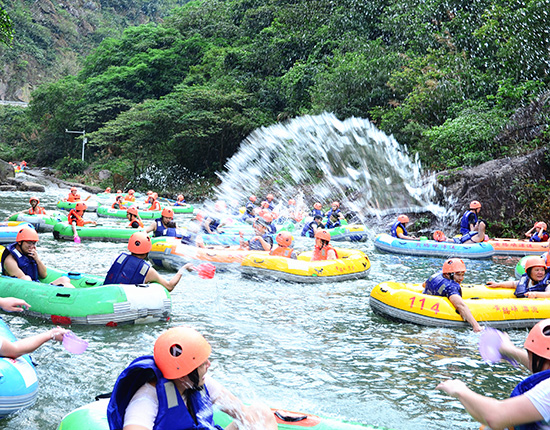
215;113;454;222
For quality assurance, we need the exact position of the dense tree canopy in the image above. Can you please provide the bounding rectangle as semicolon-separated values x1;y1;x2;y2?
1;0;549;188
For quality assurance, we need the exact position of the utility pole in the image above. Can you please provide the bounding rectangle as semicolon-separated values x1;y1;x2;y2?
65;129;87;161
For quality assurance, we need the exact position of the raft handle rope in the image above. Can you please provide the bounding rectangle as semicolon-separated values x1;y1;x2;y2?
274;411;308;422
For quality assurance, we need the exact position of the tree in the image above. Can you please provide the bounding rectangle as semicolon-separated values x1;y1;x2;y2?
0;6;13;45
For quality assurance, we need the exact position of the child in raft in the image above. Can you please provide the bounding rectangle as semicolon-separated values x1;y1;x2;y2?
524;222;549;242
270;231;297;259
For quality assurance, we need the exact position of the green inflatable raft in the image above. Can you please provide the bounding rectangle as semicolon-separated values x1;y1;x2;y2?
58;399;392;430
8;212;66;232
97;204;194;219
53;222;146;242
0;264;171;326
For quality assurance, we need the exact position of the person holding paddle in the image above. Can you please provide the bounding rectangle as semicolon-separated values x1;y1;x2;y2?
107;326;277;430
437;319;550;430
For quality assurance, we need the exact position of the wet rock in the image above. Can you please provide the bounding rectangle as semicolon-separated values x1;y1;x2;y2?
6;177;45;192
0;159;15;182
0;185;16;191
98;169;112;180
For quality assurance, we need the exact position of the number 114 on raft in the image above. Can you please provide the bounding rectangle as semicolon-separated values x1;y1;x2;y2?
409;296;440;315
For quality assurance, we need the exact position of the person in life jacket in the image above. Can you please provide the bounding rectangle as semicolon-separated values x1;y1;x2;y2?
145;208;180;238
202;201;228;234
1;227;73;287
104;232;193;292
241;195;257;223
325;201;345;229
112;195;124;209
68;202;97;241
301;214;325;238
107;326;277;430
310;202;324;218
311;229;338;261
459;200;482;235
173;194;186;206
525;222;550;243
270;231;297;259
422;258;482;332
285;198;303;223
147;193;162;211
27;196;47;215
437;319;550;430
123;189;136;203
487;256;550;299
126;207;144;229
66;187;81;202
261;213;277;235
390;214;419;240
240;217;273;251
265;193;275;211
104;187;112;193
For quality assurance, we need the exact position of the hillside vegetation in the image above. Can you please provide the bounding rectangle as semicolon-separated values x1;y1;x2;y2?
0;0;549;201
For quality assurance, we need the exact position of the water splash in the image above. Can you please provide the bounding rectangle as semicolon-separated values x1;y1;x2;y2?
215;113;453;220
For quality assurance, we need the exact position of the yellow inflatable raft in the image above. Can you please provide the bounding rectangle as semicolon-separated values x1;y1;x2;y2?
369;282;550;329
240;248;370;283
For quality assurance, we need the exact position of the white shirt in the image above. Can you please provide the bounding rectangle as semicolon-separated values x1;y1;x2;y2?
525;377;550;429
123;375;222;430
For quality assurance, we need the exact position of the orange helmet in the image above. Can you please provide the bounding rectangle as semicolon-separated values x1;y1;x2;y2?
161;208;174;218
70;187;77;192
127;207;138;216
313;202;322;210
16;227;39;243
545;252;550;268
152;193;158;200
105;187;111;192
288;199;296;206
432;230;447;242
442;258;466;274
524;256;547;272
470;201;481;209
177;194;184;201
266;193;274;201
75;202;87;211
535;222;547;230
147;190;153;196
315;229;331;242
262;213;273;223
128;189;135;195
276;231;293;247
260;201;269;209
397;214;409;224
332;201;340;208
29;196;40;204
195;211;205;222
524;319;550;360
128;232;152;254
154;326;211;379
249;195;257;203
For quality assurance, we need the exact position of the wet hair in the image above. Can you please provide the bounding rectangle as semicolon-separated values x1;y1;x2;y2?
186;368;203;391
314;215;323;220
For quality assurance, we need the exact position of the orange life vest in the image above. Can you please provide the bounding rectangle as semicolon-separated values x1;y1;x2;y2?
68;209;85;227
67;193;81;202
124;195;135;202
270;247;294;258
148;201;161;211
128;218;144;228
29;206;46;215
312;244;338;261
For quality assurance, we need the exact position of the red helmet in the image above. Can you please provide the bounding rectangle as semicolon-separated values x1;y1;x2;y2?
249;195;257;203
288;199;296;206
470;201;481;209
128;232;152;254
16;227;39;243
154;327;211;379
75;202;87;211
313;202;322;210
315;229;331;242
442;258;466;274
535;222;547;230
397;214;409;223
524;319;550;360
276;231;293;247
29;196;40;204
161;208;174;218
266;193;274;201
127;207;138;216
524;256;547;272
332;201;340;208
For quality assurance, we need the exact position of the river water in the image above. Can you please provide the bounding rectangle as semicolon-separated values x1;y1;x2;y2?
0;185;530;430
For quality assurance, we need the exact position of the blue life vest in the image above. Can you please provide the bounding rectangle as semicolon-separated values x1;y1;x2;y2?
201;217;220;234
325;218;341;229
301;221;318;238
310;209;323;218
104;252;151;285
510;369;550;430
180;231;199;246
453;231;479;244
423;272;462;297
154;218;179;238
1;243;39;281
267;201;275;211
531;231;550;243
249;234;273;251
514;272;550;298
107;355;223;430
390;222;408;238
460;210;478;235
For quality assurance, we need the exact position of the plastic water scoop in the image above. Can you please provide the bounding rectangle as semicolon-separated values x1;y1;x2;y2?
73;236;81;243
478;328;518;366
62;331;89;354
195;263;216;279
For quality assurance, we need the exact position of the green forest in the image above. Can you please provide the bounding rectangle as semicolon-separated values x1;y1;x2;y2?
1;0;549;196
